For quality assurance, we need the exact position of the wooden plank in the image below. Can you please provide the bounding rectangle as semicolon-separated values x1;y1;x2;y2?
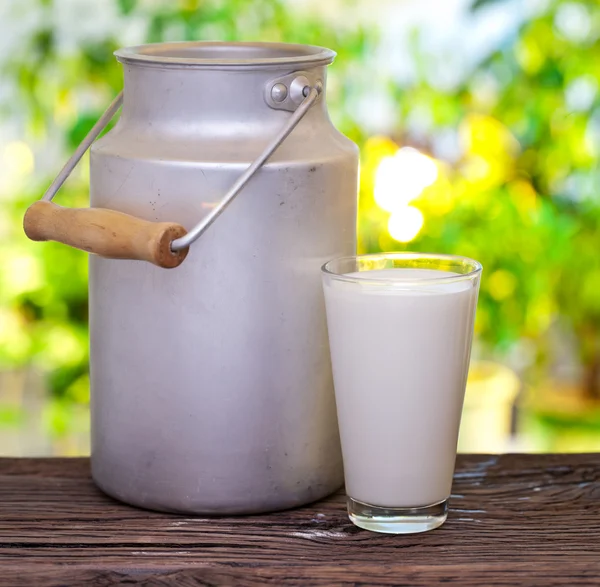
1;454;599;585
3;562;600;587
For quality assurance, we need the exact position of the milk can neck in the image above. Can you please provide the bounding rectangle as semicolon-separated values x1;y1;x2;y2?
120;65;329;128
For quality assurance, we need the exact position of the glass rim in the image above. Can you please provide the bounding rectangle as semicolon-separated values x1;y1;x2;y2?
321;252;483;286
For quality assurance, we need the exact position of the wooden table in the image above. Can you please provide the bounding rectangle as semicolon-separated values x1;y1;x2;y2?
1;454;600;585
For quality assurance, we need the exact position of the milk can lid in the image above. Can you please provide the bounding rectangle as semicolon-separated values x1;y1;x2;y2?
115;41;336;69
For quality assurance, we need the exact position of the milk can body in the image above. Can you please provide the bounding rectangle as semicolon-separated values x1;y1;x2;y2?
88;43;358;513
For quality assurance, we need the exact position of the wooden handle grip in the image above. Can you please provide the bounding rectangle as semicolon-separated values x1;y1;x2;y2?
23;201;189;269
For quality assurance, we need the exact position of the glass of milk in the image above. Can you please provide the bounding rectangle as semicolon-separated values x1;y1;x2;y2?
321;252;482;534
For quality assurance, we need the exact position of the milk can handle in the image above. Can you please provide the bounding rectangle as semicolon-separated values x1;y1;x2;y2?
23;85;321;269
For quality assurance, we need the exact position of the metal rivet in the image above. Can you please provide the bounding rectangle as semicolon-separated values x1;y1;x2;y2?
290;75;311;104
271;83;288;103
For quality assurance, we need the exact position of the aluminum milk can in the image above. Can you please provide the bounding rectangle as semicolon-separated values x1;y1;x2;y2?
23;42;358;514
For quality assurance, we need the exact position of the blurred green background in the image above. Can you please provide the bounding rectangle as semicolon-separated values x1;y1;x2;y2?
1;0;599;455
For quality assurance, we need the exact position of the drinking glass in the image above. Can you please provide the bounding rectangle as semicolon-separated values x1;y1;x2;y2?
321;252;482;534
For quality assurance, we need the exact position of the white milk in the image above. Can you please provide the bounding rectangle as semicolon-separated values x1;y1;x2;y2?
323;268;479;508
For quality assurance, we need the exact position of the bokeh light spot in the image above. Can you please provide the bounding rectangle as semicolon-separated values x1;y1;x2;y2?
488;270;517;301
374;147;438;212
388;206;424;243
3;141;34;178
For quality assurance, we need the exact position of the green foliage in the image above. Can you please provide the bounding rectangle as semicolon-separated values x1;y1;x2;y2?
3;0;600;416
360;0;600;395
470;0;508;11
0;0;375;411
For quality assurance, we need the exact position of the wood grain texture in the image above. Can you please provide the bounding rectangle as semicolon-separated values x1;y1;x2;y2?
1;454;600;586
23;201;188;268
